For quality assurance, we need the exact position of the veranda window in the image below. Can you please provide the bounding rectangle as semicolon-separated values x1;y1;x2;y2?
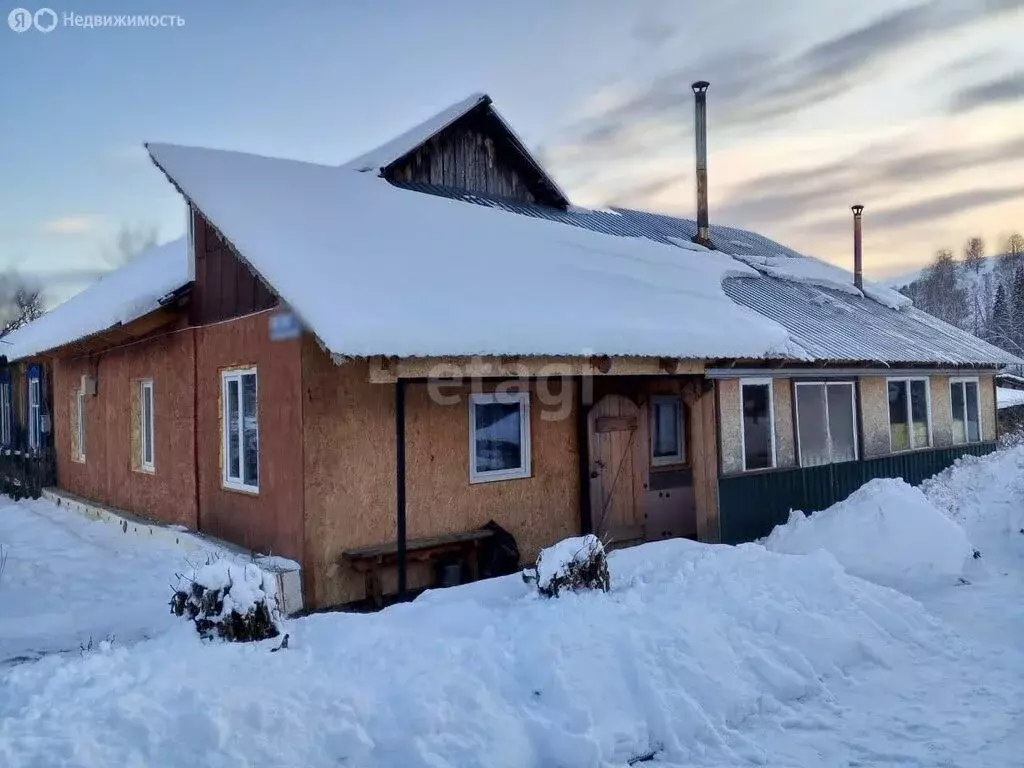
469;391;531;482
0;375;11;446
887;378;930;452
222;368;259;492
650;395;684;466
740;379;775;471
795;382;858;466
27;368;42;451
950;378;981;445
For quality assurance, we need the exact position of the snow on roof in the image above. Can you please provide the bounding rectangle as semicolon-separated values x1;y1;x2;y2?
147;142;799;360
1;238;188;361
340;92;571;206
997;387;1024;409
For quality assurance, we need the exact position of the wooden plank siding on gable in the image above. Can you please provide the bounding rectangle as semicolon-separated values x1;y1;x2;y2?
383;112;555;206
191;210;278;325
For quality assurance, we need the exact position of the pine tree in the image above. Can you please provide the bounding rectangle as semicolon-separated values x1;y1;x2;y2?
1012;267;1024;347
991;283;1011;345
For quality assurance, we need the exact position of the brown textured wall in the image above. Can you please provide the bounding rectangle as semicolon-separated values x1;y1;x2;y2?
980;374;996;440
858;377;890;458
301;341;579;608
773;379;796;468
718;379;742;475
195;312;303;562
51;329;197;528
930;376;952;448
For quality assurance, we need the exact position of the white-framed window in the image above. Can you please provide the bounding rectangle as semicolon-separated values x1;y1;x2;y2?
140;379;155;471
27;372;41;451
222;368;259;492
650;394;684;466
74;390;86;462
887;377;931;452
469;390;531;483
950;377;982;445
740;378;776;471
0;379;11;446
794;381;858;466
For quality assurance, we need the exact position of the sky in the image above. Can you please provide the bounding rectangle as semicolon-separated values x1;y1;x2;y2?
1;0;1022;307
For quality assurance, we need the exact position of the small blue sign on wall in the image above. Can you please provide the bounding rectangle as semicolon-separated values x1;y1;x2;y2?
268;310;302;341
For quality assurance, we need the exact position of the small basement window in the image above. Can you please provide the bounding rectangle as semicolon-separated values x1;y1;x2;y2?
222;368;259;492
795;382;858;466
650;395;684;466
469;391;531;483
740;379;776;471
950;377;981;445
74;390;86;462
887;378;931;452
140;380;155;471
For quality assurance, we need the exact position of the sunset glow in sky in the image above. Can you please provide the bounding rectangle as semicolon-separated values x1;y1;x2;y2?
1;0;1022;305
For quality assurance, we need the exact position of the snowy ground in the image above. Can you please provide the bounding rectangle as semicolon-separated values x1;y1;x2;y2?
1;448;1022;767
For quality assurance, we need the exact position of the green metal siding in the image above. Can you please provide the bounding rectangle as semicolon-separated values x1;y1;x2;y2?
719;442;997;544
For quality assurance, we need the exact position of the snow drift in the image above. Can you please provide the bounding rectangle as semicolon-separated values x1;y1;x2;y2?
0;538;949;767
763;478;973;591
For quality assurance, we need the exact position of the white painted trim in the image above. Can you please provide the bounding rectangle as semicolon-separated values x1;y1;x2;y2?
0;381;11;446
739;378;776;471
650;394;685;466
468;390;531;483
221;368;259;493
75;390;86;462
27;374;41;451
793;381;858;466
140;379;156;471
949;376;982;444
885;377;932;453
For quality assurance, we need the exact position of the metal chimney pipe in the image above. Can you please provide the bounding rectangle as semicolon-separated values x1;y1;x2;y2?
852;204;864;291
692;80;711;246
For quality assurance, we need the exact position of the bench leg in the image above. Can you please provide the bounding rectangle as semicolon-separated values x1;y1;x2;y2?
365;570;384;610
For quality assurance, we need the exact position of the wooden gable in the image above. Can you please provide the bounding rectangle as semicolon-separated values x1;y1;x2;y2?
383;106;566;208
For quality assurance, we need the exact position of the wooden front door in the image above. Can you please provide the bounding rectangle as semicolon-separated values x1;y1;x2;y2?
587;394;645;546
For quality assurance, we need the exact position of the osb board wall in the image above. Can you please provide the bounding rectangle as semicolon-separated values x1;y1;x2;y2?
773;379;796;468
301;348;396;608
50;328;197;528
930;376;953;448
980;374;996;439
718;379;742;475
195;313;304;563
858;377;890;458
301;341;580;609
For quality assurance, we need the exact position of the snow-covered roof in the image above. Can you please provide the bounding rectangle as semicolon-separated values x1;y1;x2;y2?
146;142;798;360
1;238;189;361
340;92;570;206
997;387;1024;409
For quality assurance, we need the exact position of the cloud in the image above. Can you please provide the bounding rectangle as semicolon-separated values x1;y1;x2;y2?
41;216;102;236
950;70;1024;112
868;186;1024;228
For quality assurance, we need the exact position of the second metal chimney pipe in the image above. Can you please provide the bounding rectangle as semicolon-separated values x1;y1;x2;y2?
692;80;711;246
852;204;864;291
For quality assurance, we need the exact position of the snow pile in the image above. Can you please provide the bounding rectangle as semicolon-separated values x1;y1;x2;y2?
764;478;973;591
528;534;609;597
922;446;1024;569
146;143;797;360
171;559;280;642
1;238;188;361
0;539;950;767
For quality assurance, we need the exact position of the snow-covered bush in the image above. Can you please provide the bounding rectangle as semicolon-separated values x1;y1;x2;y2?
171;558;280;642
526;534;610;597
763;478;972;591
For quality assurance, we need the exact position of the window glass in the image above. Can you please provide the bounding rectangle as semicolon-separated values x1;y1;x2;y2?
742;383;773;470
827;383;857;463
888;381;910;451
142;383;154;467
242;373;259;487
474;401;522;473
951;382;966;444
965;382;980;443
227;378;240;479
76;391;85;460
651;396;683;463
796;384;829;467
28;376;41;450
911;379;929;447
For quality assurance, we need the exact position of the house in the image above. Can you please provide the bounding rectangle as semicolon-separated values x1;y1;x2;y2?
2;86;1018;610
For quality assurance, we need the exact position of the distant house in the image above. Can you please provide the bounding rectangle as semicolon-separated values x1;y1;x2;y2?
2;88;1018;609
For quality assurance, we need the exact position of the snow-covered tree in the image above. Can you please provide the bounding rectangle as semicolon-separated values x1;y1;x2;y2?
963;237;985;273
0;274;44;338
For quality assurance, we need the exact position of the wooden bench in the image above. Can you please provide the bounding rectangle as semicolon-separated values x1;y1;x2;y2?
342;529;494;608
